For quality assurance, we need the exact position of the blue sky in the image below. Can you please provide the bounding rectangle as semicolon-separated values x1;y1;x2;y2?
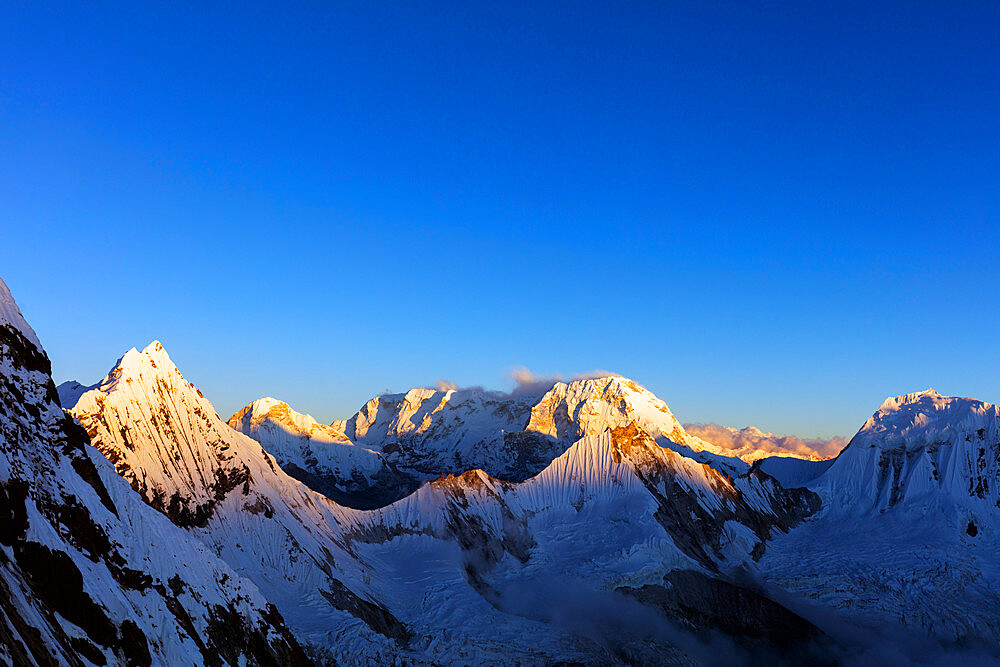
1;2;997;437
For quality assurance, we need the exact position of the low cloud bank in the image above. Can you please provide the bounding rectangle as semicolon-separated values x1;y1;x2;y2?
508;366;621;396
684;423;848;462
430;367;623;399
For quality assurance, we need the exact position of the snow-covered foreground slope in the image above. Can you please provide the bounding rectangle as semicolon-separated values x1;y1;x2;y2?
0;279;307;666
231;377;756;508
757;389;1000;652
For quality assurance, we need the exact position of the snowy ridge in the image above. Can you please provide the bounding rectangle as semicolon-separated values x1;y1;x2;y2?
0;279;306;666
57;379;97;408
0;278;40;348
70;342;413;661
351;423;819;576
73;340;831;662
334;423;824;661
232;375;754;507
227;398;406;509
853;388;999;452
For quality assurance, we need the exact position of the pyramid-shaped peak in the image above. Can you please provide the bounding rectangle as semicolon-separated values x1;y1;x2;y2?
116;340;179;373
90;341;193;402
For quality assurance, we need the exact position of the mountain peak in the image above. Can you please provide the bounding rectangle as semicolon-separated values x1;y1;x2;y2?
143;339;166;354
110;340;181;380
856;389;998;451
56;379;97;409
248;396;289;412
230;396;353;446
554;374;635;393
874;388;980;416
0;287;311;664
0;277;40;347
878;387;942;409
232;396;299;426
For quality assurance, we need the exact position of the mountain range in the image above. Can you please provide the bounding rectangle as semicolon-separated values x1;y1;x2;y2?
2;277;998;664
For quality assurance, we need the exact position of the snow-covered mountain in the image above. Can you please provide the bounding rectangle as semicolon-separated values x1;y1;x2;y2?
350;421;820;574
0;279;307;666
757;388;1000;649
18;253;1000;663
56;379;97;409
818;388;1000;513
66;341;833;662
342;423;827;662
68;342;412;663
230;377;756;508
228;397;416;509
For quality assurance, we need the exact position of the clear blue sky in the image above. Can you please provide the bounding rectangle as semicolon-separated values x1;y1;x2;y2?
1;2;997;437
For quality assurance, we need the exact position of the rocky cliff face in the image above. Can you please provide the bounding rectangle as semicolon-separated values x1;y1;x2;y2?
0;279;307;666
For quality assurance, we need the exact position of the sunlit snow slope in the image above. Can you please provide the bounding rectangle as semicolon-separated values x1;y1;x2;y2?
231;377;754;507
70;342;828;663
69;343;413;663
0;279;307;666
758;389;1000;646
